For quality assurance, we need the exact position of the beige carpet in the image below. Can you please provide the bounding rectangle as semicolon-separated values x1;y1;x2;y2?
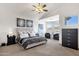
0;39;79;56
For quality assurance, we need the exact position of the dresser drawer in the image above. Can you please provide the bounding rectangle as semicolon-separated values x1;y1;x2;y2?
62;41;72;48
62;40;77;49
62;38;71;43
62;31;77;37
63;38;76;43
62;29;77;32
62;36;77;41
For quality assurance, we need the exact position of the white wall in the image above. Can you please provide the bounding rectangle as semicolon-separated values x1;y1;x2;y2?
0;4;23;45
0;9;19;45
0;16;17;45
0;4;35;45
58;4;79;48
39;15;59;33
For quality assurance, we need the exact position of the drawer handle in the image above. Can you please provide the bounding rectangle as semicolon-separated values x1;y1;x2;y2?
67;43;70;46
67;37;71;39
67;40;71;42
67;33;71;35
68;30;71;32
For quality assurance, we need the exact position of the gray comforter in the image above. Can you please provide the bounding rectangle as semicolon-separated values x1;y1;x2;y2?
19;36;47;49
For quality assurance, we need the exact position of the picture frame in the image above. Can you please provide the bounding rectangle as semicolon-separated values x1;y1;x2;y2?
65;16;78;26
17;18;25;27
26;20;33;27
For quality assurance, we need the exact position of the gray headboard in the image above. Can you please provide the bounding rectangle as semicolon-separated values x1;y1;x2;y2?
15;27;33;40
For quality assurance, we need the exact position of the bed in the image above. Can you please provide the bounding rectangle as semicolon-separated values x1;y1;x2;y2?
15;28;47;49
19;36;47;49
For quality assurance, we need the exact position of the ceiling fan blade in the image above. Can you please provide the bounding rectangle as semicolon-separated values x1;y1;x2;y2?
43;9;48;12
38;3;41;5
43;4;46;8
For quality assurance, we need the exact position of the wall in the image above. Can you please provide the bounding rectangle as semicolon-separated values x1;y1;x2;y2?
0;8;19;45
0;15;17;45
58;4;79;48
37;15;59;36
0;4;34;45
0;4;36;45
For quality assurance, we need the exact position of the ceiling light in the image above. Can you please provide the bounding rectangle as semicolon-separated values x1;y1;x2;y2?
32;3;48;13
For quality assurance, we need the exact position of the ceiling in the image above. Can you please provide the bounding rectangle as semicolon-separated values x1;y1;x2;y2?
0;3;78;19
15;3;62;19
0;3;63;19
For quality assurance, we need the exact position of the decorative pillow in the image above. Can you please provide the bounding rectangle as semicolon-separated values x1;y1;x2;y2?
27;32;31;37
30;32;36;37
20;32;29;39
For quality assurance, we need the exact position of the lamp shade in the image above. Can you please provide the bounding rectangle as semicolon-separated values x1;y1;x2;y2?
8;28;14;36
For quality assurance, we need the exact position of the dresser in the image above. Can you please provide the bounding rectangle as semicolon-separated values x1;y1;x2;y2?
62;29;78;50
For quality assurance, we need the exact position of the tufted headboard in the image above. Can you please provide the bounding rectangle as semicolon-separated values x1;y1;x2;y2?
15;27;33;42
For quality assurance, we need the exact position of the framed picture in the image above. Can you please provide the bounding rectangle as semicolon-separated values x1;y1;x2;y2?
17;18;25;27
26;20;33;27
65;16;78;26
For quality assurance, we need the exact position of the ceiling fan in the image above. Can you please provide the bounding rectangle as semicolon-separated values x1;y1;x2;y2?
32;3;48;13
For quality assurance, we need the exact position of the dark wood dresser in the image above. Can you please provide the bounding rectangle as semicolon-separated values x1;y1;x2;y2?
62;29;78;50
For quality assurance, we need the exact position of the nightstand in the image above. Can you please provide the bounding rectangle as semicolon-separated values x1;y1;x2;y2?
7;35;16;45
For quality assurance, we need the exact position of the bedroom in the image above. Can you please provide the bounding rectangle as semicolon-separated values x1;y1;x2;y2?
0;3;79;56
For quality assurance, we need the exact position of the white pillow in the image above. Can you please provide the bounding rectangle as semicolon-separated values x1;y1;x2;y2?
20;32;29;39
30;32;36;37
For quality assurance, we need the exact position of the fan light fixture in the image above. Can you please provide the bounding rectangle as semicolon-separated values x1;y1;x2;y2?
32;3;48;13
